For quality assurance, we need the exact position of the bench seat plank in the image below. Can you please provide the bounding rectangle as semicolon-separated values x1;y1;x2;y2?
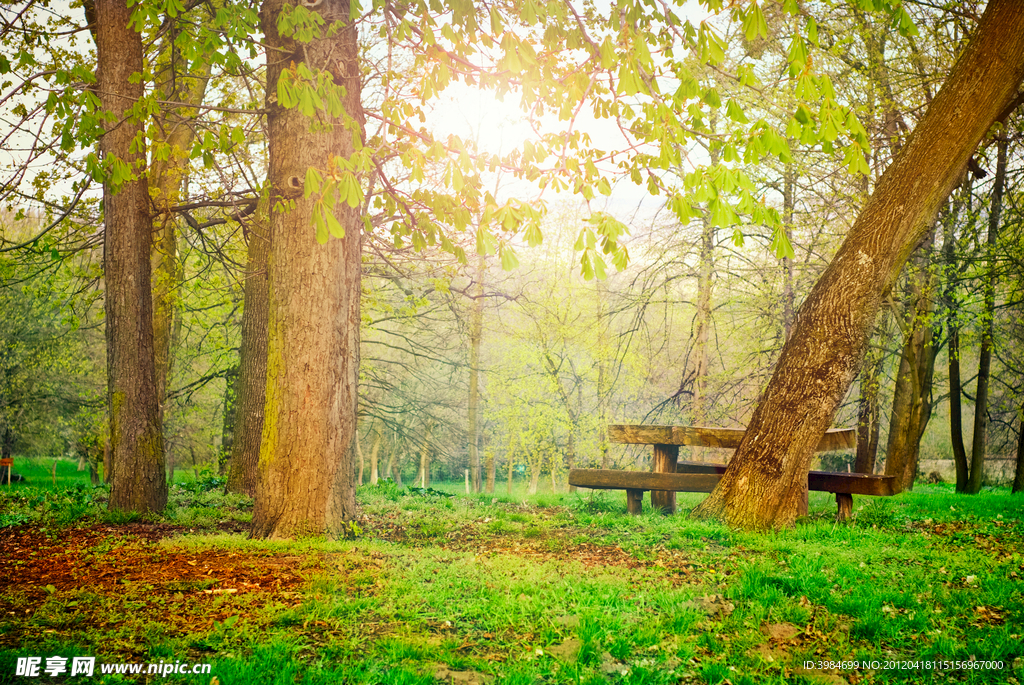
568;468;895;497
607;425;856;452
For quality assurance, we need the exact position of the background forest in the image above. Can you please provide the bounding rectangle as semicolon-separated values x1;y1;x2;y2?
2;0;1023;499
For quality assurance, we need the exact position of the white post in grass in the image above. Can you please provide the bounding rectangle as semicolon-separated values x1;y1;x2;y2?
464;469;470;494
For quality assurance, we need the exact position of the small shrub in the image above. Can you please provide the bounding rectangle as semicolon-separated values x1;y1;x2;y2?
177;465;227;494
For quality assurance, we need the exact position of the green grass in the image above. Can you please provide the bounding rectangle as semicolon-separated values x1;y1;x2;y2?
0;479;1021;684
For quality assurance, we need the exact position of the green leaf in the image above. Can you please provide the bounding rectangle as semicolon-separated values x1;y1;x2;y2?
304;167;324;198
742;3;768;41
771;226;795;259
313;206;329;244
787;35;808;66
524;222;543;247
500;244;519;271
325;210;345;239
476;229;497;256
726;99;749;124
895;7;918;37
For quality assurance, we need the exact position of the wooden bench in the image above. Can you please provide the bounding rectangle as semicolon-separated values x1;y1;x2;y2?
568;425;895;520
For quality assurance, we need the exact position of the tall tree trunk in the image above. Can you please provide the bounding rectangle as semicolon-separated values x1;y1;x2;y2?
596;279;610;468
948;327;970;491
485;438;496;493
507;445;514;496
391;448;404;488
944;179;972;492
219;365;238;475
467;253;485;492
855;338;882;474
149;35;211;416
528;461;541;495
781;164;796;340
97;0;167;513
884;243;938;492
356;431;364;486
369;428;381;485
226;201;269;497
690;211;714;463
693;1;1024;529
968;137;1008;494
1013;411;1024;495
251;0;363;538
418;422;432;488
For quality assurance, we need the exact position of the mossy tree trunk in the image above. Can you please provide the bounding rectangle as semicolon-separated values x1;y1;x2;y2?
692;0;1024;529
250;0;362;538
97;0;167;513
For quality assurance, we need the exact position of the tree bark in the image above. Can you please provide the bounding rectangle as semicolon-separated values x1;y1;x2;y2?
967;137;1008;494
97;0;167;513
226;200;269;497
251;0;363;538
467;253;484;492
692;1;1024;529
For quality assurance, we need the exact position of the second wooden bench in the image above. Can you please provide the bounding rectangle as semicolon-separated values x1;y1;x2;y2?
568;425;895;520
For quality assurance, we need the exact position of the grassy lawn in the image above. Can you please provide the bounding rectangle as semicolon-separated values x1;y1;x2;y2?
0;462;1021;684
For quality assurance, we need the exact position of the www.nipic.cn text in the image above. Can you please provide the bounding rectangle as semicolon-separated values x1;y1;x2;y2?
14;656;213;678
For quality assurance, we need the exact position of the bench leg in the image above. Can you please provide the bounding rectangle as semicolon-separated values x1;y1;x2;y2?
650;444;679;515
836;493;853;521
626;489;644;515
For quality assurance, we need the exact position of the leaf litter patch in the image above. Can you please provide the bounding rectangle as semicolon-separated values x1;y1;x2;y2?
0;523;373;652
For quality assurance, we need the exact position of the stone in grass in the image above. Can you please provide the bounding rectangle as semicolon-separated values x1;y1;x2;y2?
545;638;583;662
431;665;493;684
680;594;735;618
553;614;581;629
763;622;801;641
599;652;629;677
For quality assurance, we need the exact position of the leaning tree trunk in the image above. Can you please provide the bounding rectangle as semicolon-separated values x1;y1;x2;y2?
693;1;1024;529
251;0;363;538
97;0;167;513
226;202;269;497
968;137;1008;494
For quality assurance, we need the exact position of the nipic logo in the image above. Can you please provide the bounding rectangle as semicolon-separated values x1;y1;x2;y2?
14;656;212;678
